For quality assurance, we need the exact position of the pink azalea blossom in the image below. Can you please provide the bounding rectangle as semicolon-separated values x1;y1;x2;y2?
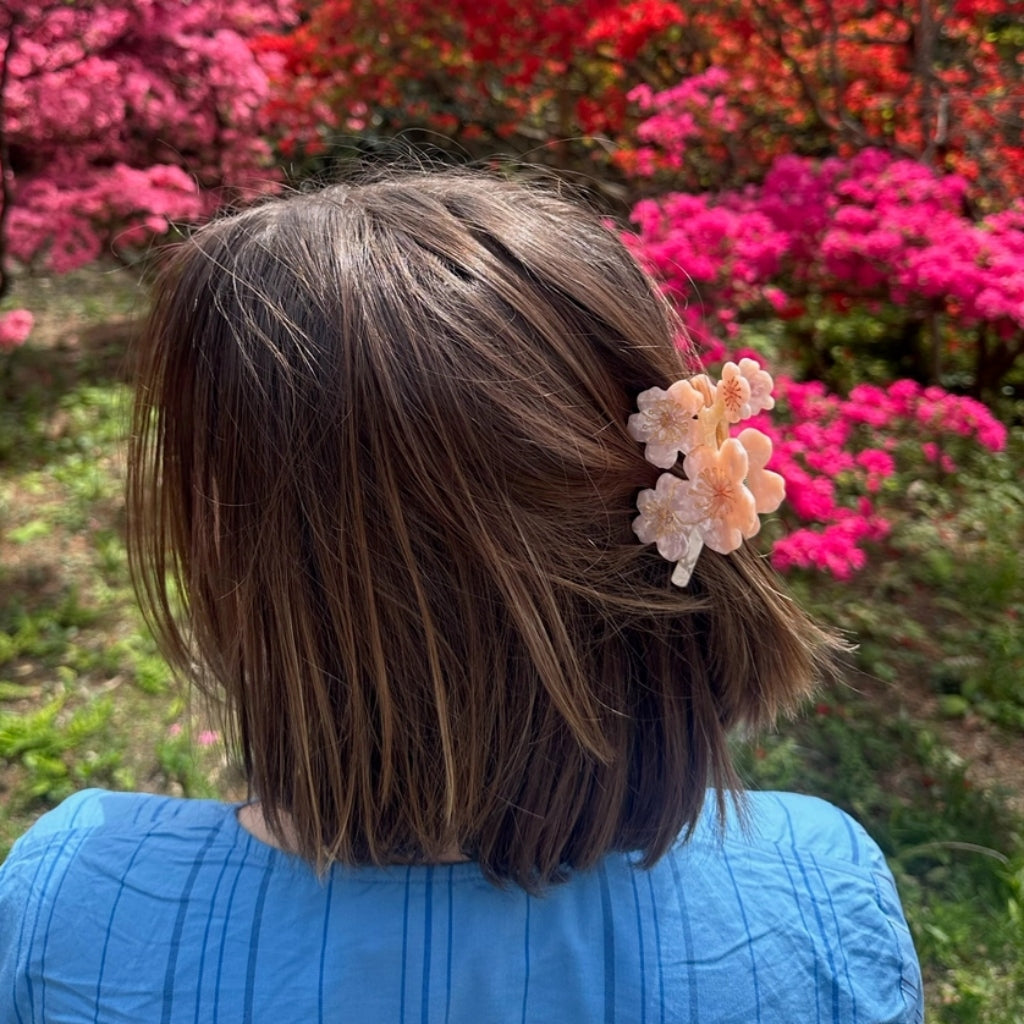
3;0;294;283
0;310;33;351
623;128;1016;581
625;143;1024;379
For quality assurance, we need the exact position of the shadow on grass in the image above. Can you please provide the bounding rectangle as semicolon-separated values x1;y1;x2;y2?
0;321;137;474
2;317;137;393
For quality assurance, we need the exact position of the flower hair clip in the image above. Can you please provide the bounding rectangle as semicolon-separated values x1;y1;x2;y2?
627;358;785;587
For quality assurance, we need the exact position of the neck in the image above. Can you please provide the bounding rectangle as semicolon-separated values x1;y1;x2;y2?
235;802;470;864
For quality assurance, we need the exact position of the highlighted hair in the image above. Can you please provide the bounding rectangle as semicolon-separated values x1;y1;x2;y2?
128;171;837;889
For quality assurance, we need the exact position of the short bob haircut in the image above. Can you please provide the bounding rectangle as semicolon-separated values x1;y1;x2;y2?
128;170;837;889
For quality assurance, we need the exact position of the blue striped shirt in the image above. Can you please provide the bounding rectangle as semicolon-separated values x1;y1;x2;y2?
0;789;922;1023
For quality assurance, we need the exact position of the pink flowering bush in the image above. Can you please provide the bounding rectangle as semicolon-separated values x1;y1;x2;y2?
624;82;1020;577
627;68;740;179
9;165;205;275
627;98;1024;396
748;373;1007;579
0;0;295;337
628;193;790;362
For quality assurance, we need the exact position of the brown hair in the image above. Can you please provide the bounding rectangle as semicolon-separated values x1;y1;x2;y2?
128;170;836;889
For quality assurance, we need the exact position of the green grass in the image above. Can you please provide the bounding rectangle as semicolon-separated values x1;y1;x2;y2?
2;267;1023;1020
738;692;1024;1021
0;267;232;858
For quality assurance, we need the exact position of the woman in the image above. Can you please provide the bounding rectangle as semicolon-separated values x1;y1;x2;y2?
0;170;922;1022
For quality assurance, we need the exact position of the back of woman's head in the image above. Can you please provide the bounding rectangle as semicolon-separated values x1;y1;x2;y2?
129;170;835;888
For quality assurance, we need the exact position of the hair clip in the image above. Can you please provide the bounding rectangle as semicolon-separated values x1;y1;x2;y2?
627;359;784;586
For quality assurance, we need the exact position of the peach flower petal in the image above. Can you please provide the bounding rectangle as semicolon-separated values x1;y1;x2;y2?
633;473;695;562
738;427;785;513
738;357;775;414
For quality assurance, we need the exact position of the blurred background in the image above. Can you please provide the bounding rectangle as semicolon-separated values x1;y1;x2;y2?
1;2;1021;1018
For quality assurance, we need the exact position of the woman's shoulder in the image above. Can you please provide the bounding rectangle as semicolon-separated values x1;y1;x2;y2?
655;790;923;1023
0;788;250;922
9;787;231;841
679;789;907;921
726;789;889;867
0;789;266;1021
12;786;233;835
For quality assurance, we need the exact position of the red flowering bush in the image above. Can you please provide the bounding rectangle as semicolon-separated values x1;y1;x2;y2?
613;5;1023;205
255;0;682;160
264;1;1023;209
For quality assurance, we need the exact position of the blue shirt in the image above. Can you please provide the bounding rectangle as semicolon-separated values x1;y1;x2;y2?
0;788;922;1023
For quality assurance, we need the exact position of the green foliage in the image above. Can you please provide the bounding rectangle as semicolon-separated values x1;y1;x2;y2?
751;422;1024;1021
0;272;214;859
7;519;53;544
2;269;1022;1019
155;731;219;799
889;427;1024;730
738;695;1024;1024
740;301;1024;401
0;692;119;801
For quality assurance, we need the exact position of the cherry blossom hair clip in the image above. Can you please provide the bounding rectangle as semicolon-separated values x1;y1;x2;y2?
627;358;785;587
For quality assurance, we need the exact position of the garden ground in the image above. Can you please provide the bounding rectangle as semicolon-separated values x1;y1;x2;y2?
2;266;1022;1022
